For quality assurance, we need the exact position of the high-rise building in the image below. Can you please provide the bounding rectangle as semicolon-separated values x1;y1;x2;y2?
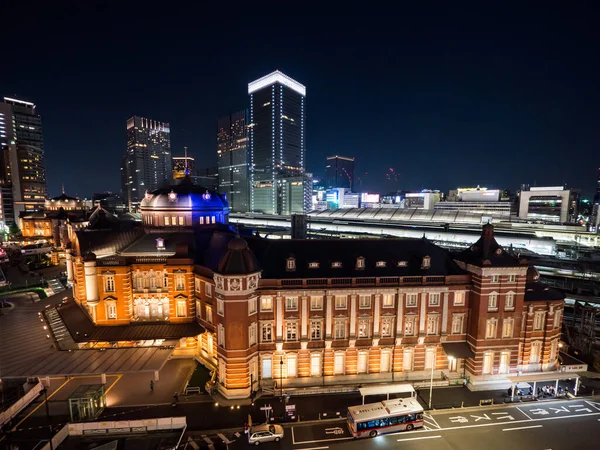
248;71;307;214
121;116;172;211
217;109;250;212
325;155;355;191
0;97;47;224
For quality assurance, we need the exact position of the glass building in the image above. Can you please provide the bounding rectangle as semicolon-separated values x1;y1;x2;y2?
248;71;307;214
0;97;47;222
325;155;355;191
217;109;250;213
121;116;172;211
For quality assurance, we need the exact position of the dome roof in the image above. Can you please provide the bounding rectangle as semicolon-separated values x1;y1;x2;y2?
526;265;540;282
217;236;261;275
140;177;229;212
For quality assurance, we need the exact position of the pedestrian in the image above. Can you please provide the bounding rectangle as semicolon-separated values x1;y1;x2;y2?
150;379;154;392
463;379;467;388
173;392;179;404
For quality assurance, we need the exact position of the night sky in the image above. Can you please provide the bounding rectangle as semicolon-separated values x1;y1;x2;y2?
2;2;599;198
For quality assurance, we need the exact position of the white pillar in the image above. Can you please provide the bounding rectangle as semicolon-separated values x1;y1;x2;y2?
101;373;107;384
555;379;559;396
66;250;74;285
301;296;308;339
419;293;427;334
373;294;381;336
276;297;283;340
396;292;404;336
574;377;579;395
350;295;357;337
326;295;333;338
154;370;160;381
84;257;98;303
441;292;449;334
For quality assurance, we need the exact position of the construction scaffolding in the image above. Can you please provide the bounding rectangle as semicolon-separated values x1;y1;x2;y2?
563;300;600;371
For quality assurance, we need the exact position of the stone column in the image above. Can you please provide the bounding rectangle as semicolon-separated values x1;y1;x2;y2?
326;295;333;339
84;255;99;304
373;294;381;337
276;296;283;340
350;294;357;337
301;296;308;339
65;249;74;286
441;292;449;334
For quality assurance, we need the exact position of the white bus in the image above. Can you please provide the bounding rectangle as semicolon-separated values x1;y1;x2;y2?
347;397;424;438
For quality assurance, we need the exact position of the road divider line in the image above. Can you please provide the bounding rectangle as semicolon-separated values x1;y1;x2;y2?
503;425;543;431
297;447;329;450
292;426;296;445
397;435;442;442
516;407;532;420
294;437;354;445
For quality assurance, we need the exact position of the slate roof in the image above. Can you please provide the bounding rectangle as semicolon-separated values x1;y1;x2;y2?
524;281;565;302
454;224;525;267
243;236;465;279
217;236;261;275
57;299;204;342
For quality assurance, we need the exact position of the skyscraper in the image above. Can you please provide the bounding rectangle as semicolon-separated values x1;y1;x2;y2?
0;97;47;224
121;116;172;210
217;109;250;213
172;150;195;180
325;155;355;191
248;70;308;214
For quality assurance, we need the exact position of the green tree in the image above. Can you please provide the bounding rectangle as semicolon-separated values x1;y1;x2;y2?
8;222;20;236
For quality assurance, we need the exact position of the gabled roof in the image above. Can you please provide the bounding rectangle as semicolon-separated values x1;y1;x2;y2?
454;224;525;267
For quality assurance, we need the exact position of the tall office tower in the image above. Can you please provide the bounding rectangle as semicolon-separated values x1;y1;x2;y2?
121;116;172;211
0;97;47;224
217;109;250;212
248;71;307;214
325;155;355;191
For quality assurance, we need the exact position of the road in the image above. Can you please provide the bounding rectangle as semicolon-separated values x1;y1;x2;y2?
216;398;600;450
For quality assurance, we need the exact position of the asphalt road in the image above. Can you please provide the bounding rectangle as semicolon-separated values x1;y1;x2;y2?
217;398;600;450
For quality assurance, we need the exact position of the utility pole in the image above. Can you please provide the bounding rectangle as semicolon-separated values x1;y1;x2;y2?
428;355;435;410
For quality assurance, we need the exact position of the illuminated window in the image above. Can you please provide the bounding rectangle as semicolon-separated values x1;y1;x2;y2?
553;310;562;329
286;296;298;311
310;321;322;340
502;318;514;338
530;341;542;363
359;295;371;309
485;318;497;339
286;321;298;341
261;296;273;312
508;274;516;283
286;257;296;271
376;261;386;267
421;256;431;269
331;261;342;268
406;293;418;307
428;293;440;307
358;318;370;338
454;291;465;306
356;257;365;269
382;294;394;308
199;217;204;225
175;274;185;291
104;275;115;292
308;262;319;269
178;216;184;226
205;304;213;324
248;297;257;315
261;323;273;342
426;315;439;335
334;319;347;339
505;293;515;310
451;314;464;334
205;283;212;297
176;300;186;317
249;323;257;346
217;299;224;316
106;302;117;319
533;311;545;330
310;296;322;310
164;216;170;226
488;292;498;309
381;317;394;337
335;296;347;309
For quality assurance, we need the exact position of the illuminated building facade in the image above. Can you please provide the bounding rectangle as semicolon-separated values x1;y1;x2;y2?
172;155;195;180
67;180;564;399
518;186;573;223
248;71;308;214
0;97;47;222
121;116;172;211
325;155;355;191
217;109;250;212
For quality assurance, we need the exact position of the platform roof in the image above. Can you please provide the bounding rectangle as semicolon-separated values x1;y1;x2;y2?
359;383;416;398
507;373;579;385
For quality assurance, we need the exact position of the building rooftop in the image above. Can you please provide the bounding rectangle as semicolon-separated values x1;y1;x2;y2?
454;224;526;267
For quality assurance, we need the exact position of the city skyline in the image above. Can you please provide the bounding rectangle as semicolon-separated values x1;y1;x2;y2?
1;3;599;199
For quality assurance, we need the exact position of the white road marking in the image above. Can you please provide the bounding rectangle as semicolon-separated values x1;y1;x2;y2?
297;447;329;450
397;435;442;442
516;406;533;420
503;425;543;432
423;412;441;429
586;401;600;412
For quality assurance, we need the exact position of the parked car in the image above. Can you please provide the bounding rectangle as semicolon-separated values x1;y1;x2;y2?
248;424;284;445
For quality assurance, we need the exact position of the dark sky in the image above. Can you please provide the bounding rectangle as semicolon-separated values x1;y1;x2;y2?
2;2;599;198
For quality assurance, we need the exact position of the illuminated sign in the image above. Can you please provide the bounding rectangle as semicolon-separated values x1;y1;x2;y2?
361;193;380;203
248;71;306;96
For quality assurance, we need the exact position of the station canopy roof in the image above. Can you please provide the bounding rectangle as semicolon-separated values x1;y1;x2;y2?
359;383;416;398
442;342;475;359
507;373;579;385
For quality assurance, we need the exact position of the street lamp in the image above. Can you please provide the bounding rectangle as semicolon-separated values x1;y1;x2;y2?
428;354;436;410
279;357;284;399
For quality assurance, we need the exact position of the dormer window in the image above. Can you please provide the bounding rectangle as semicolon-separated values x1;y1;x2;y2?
156;237;165;251
286;257;296;271
421;256;431;269
376;261;386;268
308;262;320;269
331;261;342;268
356;257;365;270
397;261;408;267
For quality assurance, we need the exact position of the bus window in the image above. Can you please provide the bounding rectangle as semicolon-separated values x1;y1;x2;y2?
416;413;423;420
389;416;399;426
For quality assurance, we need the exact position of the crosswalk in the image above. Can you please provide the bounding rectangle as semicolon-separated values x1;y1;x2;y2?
46;278;66;295
422;412;441;430
45;307;77;350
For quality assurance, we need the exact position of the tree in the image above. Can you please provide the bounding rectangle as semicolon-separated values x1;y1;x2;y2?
9;222;20;236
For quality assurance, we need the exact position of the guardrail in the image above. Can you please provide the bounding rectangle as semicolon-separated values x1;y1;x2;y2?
0;378;43;427
40;417;187;450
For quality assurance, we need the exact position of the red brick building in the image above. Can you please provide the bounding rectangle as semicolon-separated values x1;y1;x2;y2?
68;179;565;400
